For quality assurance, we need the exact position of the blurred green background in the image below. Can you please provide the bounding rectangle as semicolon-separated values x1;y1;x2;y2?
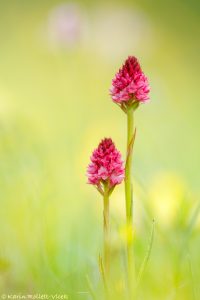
0;0;200;299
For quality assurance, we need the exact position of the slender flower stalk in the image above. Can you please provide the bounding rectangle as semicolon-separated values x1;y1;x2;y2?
110;56;150;291
103;183;110;271
125;107;135;226
125;107;135;272
124;105;139;297
87;138;124;272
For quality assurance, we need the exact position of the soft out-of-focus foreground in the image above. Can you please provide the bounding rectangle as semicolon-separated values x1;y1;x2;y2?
0;0;200;299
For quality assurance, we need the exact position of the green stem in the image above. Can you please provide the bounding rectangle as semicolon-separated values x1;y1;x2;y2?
125;108;134;224
125;107;136;291
103;188;110;273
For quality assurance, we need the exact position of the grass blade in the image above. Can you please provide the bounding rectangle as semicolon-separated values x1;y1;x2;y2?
86;275;97;300
98;254;109;299
137;219;155;287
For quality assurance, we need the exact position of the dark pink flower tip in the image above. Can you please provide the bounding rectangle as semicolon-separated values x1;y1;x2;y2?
87;138;124;190
110;56;150;105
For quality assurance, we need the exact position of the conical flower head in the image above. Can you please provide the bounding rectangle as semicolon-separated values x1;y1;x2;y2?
110;56;150;108
87;138;124;192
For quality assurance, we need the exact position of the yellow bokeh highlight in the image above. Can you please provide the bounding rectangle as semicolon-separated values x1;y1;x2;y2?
119;224;135;245
149;173;186;226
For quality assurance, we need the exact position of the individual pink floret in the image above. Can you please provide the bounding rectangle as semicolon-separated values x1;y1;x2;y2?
87;138;124;191
110;56;150;105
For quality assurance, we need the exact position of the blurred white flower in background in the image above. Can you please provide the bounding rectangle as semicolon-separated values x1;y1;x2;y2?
45;3;88;50
90;5;155;61
42;3;154;61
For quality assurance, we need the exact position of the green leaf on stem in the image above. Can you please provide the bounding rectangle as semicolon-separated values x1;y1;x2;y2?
126;128;137;162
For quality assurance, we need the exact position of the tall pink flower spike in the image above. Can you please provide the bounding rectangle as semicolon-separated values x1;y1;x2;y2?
87;138;124;194
110;56;150;109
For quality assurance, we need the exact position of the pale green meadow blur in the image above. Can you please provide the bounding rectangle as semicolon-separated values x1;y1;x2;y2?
0;0;200;299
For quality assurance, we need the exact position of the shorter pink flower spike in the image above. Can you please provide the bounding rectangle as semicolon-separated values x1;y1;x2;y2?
110;56;150;107
87;138;124;193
